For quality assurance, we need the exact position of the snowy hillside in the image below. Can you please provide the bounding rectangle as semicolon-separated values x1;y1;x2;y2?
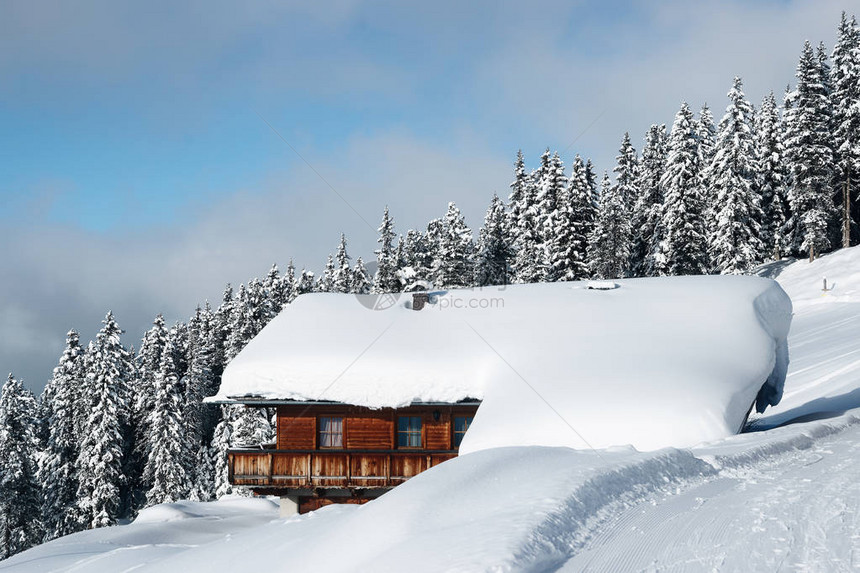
4;247;860;572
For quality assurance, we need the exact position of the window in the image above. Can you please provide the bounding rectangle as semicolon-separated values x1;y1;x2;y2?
397;416;422;448
318;417;343;448
453;416;473;448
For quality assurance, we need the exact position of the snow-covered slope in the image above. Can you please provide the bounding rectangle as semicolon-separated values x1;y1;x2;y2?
216;275;792;451
5;247;860;572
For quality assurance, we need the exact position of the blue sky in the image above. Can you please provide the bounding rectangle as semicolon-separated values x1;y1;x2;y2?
0;0;849;390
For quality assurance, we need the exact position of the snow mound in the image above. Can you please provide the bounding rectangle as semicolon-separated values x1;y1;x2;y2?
214;275;791;451
133;497;278;524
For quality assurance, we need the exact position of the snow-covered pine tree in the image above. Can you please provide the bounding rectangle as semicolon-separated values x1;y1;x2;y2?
373;207;400;293
831;12;860;246
554;155;596;281
351;257;372;294
424;217;444;284
401;229;432;285
280;261;298;306
785;41;836;260
211;284;234;380
756;91;790;260
535;151;567;281
76;312;132;529
658;102;710;275
246;278;268;336
262;264;283;321
512;156;546;284
226;283;257;362
709;77;764;274
630;124;668;277
317;255;335;293
585;159;600;209
131;314;168;491
40;330;85;541
334;233;352;293
296;269;315;295
475;194;513;286
434;202;475;288
614;132;640;207
189;443;215;502
0;374;42;558
232;406;273;448
507;150;529;252
184;306;216;481
697;104;718;231
211;405;238;498
142;331;189;507
589;172;631;279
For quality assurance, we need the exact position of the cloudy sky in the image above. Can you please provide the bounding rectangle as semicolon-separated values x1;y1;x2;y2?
0;0;849;391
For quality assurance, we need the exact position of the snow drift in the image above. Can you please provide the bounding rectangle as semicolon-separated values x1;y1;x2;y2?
214;275;791;451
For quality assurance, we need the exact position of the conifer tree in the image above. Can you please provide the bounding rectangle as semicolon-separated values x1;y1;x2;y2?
0;374;42;558
262;264;283;320
401;229;432;284
132;314;168;491
631;124;668;276
318;255;336;293
76;312;131;529
658;102;710;275
40;331;84;541
698;104;718;227
535;151;567;281
434;202;475;288
373;207;400;293
280;261;298;306
709;77;764;274
475;194;513;286
831;12;860;245
585;158;600;209
211;405;238;498
785;41;836;259
589;172;631;279
190;444;215;502
334;233;352;293
507;150;529;251
756;91;790;260
351;257;372;294
143;332;189;507
296;270;315;295
232;406;273;447
614;132;640;207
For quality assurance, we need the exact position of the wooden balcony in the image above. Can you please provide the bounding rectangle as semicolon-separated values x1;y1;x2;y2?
228;448;458;489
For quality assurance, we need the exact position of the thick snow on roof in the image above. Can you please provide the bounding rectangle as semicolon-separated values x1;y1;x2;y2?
214;275;791;451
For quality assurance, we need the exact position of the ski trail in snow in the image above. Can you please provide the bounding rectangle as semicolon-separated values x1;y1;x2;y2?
556;424;860;572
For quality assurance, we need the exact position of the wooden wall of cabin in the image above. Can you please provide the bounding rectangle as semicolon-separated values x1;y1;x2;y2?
275;404;478;451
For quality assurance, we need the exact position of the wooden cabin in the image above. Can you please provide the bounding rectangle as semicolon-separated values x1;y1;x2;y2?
228;400;479;514
210;291;496;515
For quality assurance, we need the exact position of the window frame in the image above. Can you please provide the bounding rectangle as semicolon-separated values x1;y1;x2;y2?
317;415;344;449
396;415;423;449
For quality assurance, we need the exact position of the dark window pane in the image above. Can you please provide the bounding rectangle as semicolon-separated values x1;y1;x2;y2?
397;416;422;448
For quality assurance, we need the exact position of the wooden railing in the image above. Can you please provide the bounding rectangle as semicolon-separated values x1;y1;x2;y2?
228;449;458;488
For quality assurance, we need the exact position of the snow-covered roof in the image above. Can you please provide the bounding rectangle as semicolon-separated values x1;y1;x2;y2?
212;276;792;450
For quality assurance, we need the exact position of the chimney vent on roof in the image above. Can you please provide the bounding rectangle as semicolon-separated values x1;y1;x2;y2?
412;292;429;311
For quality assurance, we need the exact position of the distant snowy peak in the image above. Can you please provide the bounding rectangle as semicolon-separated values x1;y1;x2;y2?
214;276;791;452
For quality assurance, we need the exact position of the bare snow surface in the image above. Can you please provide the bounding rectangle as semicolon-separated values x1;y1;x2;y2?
215;275;792;451
10;248;860;572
